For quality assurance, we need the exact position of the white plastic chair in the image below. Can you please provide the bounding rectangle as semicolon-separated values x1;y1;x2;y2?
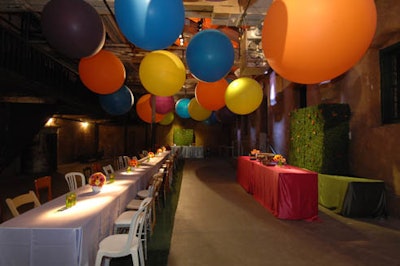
95;198;150;266
6;190;41;217
64;172;86;191
102;164;114;176
115;197;153;260
117;156;125;170
123;156;131;168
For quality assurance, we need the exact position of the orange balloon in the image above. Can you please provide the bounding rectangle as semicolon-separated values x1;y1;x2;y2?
79;50;126;94
195;79;228;111
261;0;377;84
136;94;165;123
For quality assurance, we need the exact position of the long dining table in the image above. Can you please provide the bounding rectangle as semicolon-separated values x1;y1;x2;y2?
0;152;169;266
237;156;318;220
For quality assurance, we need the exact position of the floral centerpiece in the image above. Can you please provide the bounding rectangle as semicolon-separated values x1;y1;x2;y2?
127;158;138;172
273;154;286;166
250;149;260;160
148;151;155;158
156;148;163;154
250;149;260;156
89;172;106;192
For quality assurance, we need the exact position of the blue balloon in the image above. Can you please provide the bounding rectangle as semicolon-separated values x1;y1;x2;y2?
99;85;134;115
204;112;218;125
175;98;190;119
186;29;234;82
115;0;185;51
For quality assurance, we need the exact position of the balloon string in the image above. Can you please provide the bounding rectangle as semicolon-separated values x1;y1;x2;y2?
236;0;252;27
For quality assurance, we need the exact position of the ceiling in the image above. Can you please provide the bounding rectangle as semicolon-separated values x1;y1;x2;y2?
0;0;271;120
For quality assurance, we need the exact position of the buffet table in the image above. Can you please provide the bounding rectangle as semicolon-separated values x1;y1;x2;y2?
237;156;318;220
0;152;169;266
318;174;387;217
171;145;204;159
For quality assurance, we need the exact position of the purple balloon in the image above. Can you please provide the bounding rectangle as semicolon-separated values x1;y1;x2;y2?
151;95;175;114
42;0;105;59
216;106;236;124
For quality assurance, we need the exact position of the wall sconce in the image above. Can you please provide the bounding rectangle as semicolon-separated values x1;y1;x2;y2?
45;117;57;127
81;121;89;129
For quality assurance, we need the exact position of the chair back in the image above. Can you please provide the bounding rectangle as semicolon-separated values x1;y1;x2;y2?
102;164;114;177
34;175;52;203
6;190;41;217
125;197;152;250
117;156;125;170
123;156;131;168
65;172;86;191
83;167;92;180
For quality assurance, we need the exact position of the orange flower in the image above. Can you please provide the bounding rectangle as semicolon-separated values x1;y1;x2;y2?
273;154;286;164
89;172;106;187
129;159;138;167
148;152;155;158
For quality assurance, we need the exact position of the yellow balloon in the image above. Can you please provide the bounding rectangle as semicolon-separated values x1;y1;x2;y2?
225;77;263;115
139;50;186;96
188;98;212;121
159;112;174;125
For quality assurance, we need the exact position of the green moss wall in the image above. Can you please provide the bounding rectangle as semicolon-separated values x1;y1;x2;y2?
289;104;351;175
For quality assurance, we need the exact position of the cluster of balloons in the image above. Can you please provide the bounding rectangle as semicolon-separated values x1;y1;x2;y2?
115;0;186;106
42;0;134;116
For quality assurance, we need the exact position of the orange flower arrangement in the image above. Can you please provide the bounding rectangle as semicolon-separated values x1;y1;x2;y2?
148;152;155;158
273;154;286;166
129;158;138;167
250;149;260;155
89;172;106;187
156;148;163;154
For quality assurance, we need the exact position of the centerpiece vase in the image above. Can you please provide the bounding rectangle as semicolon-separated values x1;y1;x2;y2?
92;186;102;193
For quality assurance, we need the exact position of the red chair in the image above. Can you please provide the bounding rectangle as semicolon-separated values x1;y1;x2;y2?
34;176;52;203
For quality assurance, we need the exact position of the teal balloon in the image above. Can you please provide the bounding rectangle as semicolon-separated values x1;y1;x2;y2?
99;85;134;115
115;0;185;51
175;98;190;119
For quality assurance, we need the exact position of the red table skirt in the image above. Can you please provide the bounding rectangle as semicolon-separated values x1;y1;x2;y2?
237;156;318;220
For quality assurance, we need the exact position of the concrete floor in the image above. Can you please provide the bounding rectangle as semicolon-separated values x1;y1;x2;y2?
168;158;400;266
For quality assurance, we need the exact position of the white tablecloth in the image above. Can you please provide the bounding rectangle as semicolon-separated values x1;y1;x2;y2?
0;152;169;266
171;146;204;158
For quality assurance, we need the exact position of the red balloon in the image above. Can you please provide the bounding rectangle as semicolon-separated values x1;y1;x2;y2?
195;79;228;111
136;94;165;123
262;0;377;84
79;50;126;94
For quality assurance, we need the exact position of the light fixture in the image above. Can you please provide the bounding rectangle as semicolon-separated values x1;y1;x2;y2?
81;121;89;129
